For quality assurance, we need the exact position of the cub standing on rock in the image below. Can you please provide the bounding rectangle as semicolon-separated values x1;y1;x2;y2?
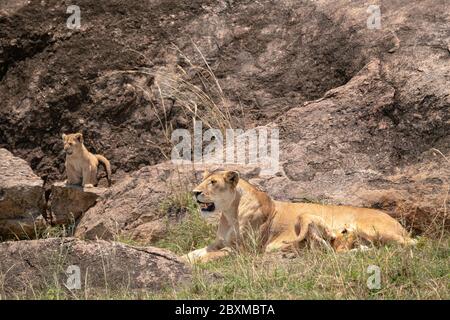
62;133;112;187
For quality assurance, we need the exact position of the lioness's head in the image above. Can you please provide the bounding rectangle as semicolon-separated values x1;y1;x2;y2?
193;170;240;213
62;133;84;155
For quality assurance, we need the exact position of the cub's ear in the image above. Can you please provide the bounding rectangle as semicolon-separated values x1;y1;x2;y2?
224;171;239;187
62;133;66;140
75;132;83;143
202;170;211;180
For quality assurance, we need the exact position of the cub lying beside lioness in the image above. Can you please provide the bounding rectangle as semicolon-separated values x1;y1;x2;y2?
183;170;415;263
62;132;112;187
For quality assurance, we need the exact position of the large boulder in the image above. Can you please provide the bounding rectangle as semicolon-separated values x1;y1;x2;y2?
0;237;191;298
0;148;46;239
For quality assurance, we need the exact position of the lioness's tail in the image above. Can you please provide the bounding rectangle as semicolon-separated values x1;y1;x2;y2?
96;154;112;187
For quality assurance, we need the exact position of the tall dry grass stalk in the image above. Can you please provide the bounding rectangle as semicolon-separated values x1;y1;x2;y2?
109;42;237;160
156;42;234;133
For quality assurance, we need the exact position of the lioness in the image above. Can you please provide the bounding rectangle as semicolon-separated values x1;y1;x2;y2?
182;170;415;263
62;133;112;187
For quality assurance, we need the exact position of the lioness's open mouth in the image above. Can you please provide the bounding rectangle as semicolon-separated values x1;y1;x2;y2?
197;201;215;212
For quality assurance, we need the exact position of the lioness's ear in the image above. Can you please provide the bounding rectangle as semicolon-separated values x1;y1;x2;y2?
62;133;66;140
202;170;211;180
75;133;83;143
224;171;239;187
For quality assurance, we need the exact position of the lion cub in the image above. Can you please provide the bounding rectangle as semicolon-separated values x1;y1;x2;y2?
62;133;112;187
331;226;358;252
286;217;366;252
331;226;372;252
287;214;336;250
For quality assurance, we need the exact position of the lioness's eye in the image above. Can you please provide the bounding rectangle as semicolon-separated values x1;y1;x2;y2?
210;180;217;185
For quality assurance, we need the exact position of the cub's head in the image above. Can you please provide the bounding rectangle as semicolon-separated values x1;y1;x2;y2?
193;170;240;213
62;133;84;155
331;226;357;252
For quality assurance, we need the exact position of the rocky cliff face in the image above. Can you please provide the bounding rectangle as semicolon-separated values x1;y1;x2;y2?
0;0;449;232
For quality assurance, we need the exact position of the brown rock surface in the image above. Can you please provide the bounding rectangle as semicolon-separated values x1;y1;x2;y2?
0;148;46;239
48;182;106;225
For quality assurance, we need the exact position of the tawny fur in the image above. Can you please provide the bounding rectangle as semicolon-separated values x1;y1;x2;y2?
62;133;112;187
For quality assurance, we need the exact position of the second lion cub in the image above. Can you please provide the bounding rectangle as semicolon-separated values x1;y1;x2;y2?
62;132;112;187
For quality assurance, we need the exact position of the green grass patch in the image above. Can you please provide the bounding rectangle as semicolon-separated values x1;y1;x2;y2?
155;192;216;255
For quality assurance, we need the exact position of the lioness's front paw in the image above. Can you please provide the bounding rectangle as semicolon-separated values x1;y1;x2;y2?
83;184;94;188
181;248;208;264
